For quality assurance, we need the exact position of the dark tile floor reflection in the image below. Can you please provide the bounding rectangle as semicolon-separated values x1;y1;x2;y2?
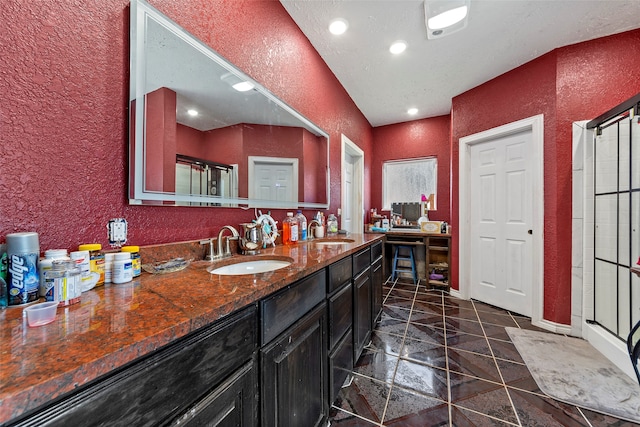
329;278;639;427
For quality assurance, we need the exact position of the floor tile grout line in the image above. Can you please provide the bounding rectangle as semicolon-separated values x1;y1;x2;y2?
378;278;419;425
435;287;455;427
450;403;521;427
471;299;524;427
575;406;595;427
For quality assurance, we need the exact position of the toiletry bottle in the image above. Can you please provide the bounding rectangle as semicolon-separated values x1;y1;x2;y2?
296;210;307;241
285;212;299;244
282;213;294;245
6;232;40;305
327;214;338;236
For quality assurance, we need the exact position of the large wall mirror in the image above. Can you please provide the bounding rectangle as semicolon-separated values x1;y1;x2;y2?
129;0;330;208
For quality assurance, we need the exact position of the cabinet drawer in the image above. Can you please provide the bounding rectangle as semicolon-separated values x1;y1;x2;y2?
13;305;258;427
328;256;352;294
261;269;326;345
371;241;383;263
328;282;353;350
353;247;371;276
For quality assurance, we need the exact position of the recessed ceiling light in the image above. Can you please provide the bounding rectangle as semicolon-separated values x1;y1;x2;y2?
329;19;348;35
389;41;407;55
187;109;198;117
232;81;255;92
408;108;418;115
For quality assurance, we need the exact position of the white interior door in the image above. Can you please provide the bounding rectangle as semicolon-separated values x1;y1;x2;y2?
343;157;354;232
341;134;364;234
469;129;534;316
248;156;298;203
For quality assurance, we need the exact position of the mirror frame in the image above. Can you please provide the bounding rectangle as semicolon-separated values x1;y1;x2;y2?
129;0;330;208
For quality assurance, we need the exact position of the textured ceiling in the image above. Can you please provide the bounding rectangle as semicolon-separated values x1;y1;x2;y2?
280;0;640;127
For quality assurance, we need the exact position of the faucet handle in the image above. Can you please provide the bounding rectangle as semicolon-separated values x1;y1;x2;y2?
200;238;216;261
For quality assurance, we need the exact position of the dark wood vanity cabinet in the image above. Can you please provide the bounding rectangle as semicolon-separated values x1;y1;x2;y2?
260;270;328;427
371;240;384;327
7;239;385;427
9;305;259;427
353;247;372;362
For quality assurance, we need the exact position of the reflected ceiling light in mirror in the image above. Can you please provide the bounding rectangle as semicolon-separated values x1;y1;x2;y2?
329;18;348;35
424;0;469;39
187;109;198;116
389;40;407;54
407;107;418;115
220;72;255;92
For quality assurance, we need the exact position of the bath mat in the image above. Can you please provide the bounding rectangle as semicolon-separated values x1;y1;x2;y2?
506;327;640;423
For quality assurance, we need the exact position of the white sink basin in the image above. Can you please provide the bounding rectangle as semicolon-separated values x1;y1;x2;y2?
209;260;291;275
311;238;355;246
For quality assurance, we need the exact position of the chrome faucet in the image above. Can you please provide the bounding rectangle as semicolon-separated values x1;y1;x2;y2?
307;219;322;240
217;225;240;258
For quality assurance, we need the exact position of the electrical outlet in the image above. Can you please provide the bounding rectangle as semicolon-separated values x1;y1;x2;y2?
107;218;128;247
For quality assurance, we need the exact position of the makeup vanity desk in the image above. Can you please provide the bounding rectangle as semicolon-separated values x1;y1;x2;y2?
382;229;451;291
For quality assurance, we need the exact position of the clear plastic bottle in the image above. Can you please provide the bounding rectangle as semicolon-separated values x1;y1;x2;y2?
327;214;339;236
282;212;298;245
296;210;308;241
39;249;70;298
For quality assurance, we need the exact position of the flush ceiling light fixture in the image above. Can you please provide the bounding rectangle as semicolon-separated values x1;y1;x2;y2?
220;72;255;92
329;18;349;35
389;40;407;55
424;0;470;39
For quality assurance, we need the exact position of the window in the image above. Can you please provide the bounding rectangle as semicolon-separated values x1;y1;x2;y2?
382;157;437;210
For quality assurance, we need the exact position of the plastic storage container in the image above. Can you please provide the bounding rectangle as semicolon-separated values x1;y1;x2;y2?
104;252;116;284
120;246;141;277
112;252;133;284
296;210;307;241
39;249;71;298
44;260;81;306
78;244;105;286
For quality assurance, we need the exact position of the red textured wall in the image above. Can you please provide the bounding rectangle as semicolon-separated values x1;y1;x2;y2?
371;115;452;223
451;29;640;325
0;0;372;251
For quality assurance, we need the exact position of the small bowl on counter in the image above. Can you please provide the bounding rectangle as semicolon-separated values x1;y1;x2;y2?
23;301;59;327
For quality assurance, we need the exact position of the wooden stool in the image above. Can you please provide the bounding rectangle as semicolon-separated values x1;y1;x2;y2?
391;245;417;284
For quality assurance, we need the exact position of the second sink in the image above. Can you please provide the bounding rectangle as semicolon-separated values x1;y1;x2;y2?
310;238;355;246
208;257;292;275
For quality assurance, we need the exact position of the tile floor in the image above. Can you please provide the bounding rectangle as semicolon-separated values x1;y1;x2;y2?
328;278;639;427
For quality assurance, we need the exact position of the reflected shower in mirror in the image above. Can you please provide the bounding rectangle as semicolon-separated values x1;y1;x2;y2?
129;0;330;208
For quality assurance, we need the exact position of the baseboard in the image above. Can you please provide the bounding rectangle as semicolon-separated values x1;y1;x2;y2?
583;323;635;380
533;318;572;335
449;288;463;299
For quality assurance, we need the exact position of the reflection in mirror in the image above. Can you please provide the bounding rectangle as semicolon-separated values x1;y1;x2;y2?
129;0;330;208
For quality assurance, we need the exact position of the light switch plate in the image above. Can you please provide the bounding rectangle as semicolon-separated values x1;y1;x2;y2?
107;218;128;247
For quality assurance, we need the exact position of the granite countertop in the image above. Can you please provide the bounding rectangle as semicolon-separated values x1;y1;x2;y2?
0;233;382;424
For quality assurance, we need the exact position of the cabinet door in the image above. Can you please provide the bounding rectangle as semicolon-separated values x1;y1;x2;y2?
329;329;353;404
328;281;353;350
353;267;372;362
166;359;257;426
371;257;383;327
261;303;328;427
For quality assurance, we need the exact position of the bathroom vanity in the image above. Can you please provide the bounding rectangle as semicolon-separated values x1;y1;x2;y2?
0;234;383;426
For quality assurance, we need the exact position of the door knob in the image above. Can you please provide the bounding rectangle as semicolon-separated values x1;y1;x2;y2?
528;229;533;235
